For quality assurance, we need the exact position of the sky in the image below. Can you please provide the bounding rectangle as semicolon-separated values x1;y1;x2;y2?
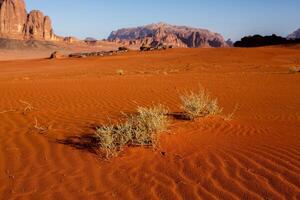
26;0;300;41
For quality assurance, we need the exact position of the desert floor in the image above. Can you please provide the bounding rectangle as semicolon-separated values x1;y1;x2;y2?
0;47;300;200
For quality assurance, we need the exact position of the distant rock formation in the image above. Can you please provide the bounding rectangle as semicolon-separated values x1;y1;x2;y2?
226;39;233;47
0;0;64;41
84;37;97;45
108;22;225;48
287;28;300;40
63;36;78;43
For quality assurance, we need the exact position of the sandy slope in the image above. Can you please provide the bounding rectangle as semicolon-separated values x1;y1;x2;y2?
0;48;299;199
0;40;120;61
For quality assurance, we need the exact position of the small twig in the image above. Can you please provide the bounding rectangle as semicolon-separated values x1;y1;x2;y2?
0;100;37;116
224;104;239;121
33;118;51;134
0;109;17;114
19;100;36;115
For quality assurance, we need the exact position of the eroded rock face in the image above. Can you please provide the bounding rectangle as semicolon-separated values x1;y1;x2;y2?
0;0;27;38
108;22;226;48
0;0;61;41
23;10;55;40
287;28;300;40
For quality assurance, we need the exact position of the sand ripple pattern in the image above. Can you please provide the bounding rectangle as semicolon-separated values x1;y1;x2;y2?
1;48;300;199
1;117;300;199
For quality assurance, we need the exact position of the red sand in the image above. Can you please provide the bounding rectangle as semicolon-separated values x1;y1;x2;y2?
0;47;300;199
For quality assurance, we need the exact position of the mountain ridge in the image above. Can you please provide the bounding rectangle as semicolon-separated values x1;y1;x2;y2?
108;22;226;48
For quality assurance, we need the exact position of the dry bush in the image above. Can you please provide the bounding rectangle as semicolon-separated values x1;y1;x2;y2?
95;104;169;158
180;89;222;120
95;123;131;158
289;66;300;73
130;105;169;146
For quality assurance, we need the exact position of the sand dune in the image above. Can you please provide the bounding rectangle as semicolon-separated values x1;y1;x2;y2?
0;47;300;199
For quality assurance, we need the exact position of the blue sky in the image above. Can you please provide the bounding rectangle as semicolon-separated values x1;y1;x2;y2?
26;0;300;41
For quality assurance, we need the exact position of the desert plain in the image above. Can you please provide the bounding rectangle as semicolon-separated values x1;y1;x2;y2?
0;46;300;200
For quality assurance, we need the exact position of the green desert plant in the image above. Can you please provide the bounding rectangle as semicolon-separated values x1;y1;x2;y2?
289;66;300;73
180;89;222;120
95;104;169;158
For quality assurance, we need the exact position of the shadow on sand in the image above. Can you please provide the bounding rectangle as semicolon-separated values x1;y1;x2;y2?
167;112;190;121
56;134;99;155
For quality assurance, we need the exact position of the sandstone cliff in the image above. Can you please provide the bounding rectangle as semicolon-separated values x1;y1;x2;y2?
23;10;57;40
0;0;61;41
0;0;27;38
108;22;225;48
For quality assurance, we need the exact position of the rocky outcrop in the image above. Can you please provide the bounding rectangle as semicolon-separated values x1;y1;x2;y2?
0;0;61;41
50;51;65;59
108;22;225;48
23;10;57;40
226;39;233;47
287;28;300;40
63;36;78;43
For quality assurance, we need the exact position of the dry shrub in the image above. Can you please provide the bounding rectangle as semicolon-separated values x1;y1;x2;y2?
180;89;222;120
95;104;169;158
289;66;300;73
95;122;132;157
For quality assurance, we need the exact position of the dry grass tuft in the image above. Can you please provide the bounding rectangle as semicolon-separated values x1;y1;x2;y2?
180;89;222;120
95;122;133;158
289;66;300;73
95;105;169;158
130;105;169;146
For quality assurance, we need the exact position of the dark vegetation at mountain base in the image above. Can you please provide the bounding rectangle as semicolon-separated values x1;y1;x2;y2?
234;34;300;47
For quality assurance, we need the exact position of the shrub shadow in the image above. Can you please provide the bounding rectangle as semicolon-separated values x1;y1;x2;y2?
56;134;99;155
167;112;190;120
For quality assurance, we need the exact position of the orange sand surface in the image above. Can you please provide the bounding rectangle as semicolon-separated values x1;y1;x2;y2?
0;47;300;199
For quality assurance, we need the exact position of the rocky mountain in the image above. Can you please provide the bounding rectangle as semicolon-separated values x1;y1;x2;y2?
108;22;225;48
0;0;61;41
225;39;233;47
287;28;300;40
